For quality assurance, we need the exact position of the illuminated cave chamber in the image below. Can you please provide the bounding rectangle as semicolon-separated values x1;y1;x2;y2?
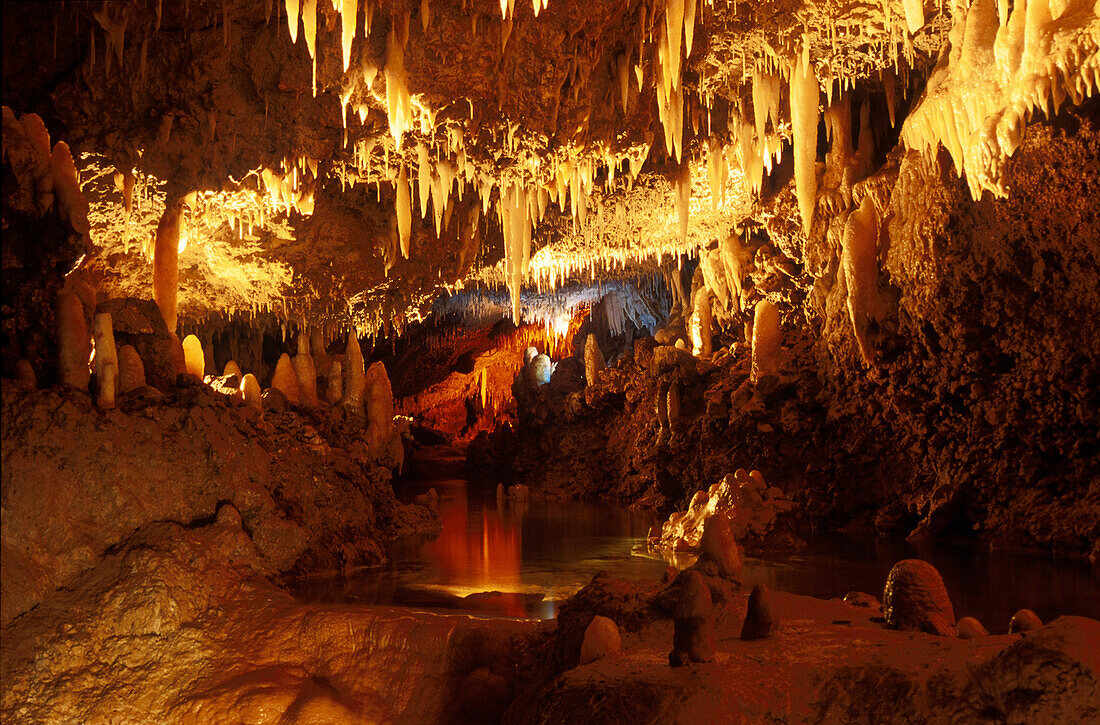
2;0;1099;723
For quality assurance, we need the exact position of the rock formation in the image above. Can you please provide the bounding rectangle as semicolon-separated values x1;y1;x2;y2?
579;615;621;665
667;571;716;667
740;584;778;640
883;560;957;636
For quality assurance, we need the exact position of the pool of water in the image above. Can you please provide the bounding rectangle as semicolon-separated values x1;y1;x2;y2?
290;454;1099;627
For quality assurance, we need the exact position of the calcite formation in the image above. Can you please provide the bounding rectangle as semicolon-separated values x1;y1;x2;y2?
342;333;365;416
181;335;205;380
883;560;957;637
326;360;343;404
91;313;118;409
55;288;90;390
751;300;781;384
583;334;604;386
117;344;146;392
152;201;182;333
240;373;262;411
579;615;621;666
271;353;301;405
691;288;713;357
222;360;242;380
840;195;883;365
740;585;778;640
667;571;716;667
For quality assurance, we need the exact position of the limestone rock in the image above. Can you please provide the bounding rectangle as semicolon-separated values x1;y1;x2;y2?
240;373;262;411
92;313;118;409
117;345;146;393
293;353;318;406
527;353;552;387
668;570;716;666
957;616;989;639
1010;609;1043;634
326;360;343;404
55;288;90;390
740;585;778;640
181;334;205;379
579;615;621;665
697;514;742;580
97;298;177;390
584;334;605;386
271;353;301;405
883;559;956;636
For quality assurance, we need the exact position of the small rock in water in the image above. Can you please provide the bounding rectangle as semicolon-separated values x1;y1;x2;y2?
956;616;989;639
579;615;621;665
668;570;716;667
740;585;778;640
1009;609;1043;634
882;559;956;636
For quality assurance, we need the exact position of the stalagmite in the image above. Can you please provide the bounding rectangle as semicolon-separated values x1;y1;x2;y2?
55;288;91;390
223;360;242;380
203;340;215;376
667;382;681;426
342;332;366;415
691;288;712;357
182;335;205;379
365;361;395;450
241;373;262;411
167;332;186;381
271;353;301;404
841;195;881;366
294;333;319;406
584;334;605;386
789;39;819;236
309;327;331;376
751;300;781;384
327;360;344;404
92;313;119;409
153;199;183;332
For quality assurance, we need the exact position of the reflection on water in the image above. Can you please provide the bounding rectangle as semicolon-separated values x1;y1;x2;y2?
290;477;668;618
291;467;1099;625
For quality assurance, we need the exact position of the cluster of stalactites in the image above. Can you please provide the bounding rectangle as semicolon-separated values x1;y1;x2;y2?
901;0;1100;198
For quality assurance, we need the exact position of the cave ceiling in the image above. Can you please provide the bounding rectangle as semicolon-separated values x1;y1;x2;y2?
3;0;1097;334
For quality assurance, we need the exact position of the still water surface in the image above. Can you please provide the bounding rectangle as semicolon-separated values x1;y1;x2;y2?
292;466;1099;627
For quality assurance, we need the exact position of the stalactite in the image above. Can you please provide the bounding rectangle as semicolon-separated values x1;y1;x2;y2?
790;38;819;236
